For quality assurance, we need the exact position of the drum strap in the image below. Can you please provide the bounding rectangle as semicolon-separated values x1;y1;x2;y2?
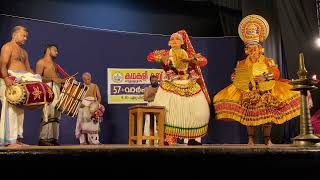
54;63;70;78
41;117;60;126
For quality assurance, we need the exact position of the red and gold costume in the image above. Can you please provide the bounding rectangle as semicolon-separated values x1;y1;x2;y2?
213;15;300;144
147;30;210;144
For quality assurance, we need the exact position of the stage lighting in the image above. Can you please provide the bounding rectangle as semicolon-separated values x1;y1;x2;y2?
315;37;320;47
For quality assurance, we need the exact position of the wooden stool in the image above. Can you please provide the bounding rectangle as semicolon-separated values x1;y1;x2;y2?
128;105;165;145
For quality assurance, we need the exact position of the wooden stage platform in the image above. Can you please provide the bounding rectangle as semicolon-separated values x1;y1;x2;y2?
1;144;320;171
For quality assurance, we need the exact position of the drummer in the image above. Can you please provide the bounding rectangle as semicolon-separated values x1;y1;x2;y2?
0;26;41;147
36;44;70;146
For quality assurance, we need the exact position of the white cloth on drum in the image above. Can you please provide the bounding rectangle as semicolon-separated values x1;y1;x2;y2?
40;82;61;140
75;96;101;145
8;70;42;82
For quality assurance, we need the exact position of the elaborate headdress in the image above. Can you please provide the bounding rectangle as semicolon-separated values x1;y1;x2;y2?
174;30;196;56
238;15;269;46
168;32;184;47
170;33;184;42
175;30;211;104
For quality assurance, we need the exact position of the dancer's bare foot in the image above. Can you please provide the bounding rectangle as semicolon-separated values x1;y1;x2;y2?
17;139;29;146
248;136;254;145
7;143;22;148
264;136;273;146
265;139;273;146
164;136;177;146
17;142;29;147
164;141;177;146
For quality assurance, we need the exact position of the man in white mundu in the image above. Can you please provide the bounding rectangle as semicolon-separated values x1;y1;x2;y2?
36;44;68;146
143;75;159;144
75;72;103;145
0;26;41;147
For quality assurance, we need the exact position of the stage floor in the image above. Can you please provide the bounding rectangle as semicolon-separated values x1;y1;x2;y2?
1;144;320;154
1;143;320;149
1;144;320;170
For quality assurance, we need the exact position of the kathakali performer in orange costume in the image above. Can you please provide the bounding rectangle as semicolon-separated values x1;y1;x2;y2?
213;15;301;145
147;30;210;145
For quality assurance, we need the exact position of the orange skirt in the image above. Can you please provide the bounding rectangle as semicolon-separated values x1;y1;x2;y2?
213;81;300;126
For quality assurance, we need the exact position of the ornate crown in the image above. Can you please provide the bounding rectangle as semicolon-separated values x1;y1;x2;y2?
238;15;269;46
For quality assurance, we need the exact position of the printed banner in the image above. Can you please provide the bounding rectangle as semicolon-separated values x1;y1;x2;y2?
107;68;164;104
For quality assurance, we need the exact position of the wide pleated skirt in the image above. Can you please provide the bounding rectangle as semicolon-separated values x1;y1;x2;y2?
213;81;300;126
153;80;210;138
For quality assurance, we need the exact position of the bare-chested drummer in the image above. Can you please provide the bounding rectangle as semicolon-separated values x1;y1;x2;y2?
36;44;69;146
0;26;41;147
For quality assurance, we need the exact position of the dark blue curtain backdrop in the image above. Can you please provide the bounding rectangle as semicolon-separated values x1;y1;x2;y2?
0;15;248;145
